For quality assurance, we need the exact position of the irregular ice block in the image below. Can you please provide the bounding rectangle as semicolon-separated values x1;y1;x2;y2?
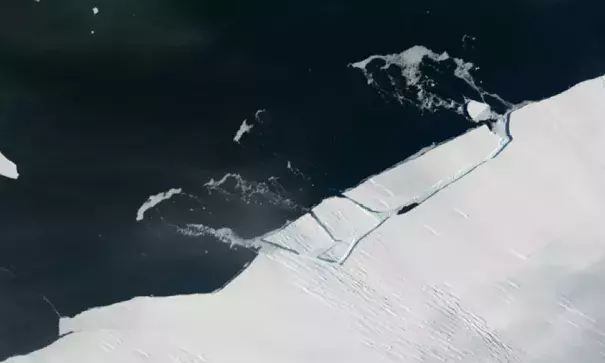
466;99;492;121
344;125;502;212
136;188;182;221
0;151;18;180
233;119;253;144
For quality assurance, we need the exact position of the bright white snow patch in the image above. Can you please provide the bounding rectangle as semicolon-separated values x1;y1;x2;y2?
0;151;18;180
136;188;182;221
233;119;254;144
40;73;605;363
466;99;493;121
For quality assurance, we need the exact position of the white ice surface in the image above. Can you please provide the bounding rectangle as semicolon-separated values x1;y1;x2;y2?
262;196;383;262
262;213;335;257
311;197;382;243
233;119;253;143
466;99;492;121
264;125;500;261
135;188;182;221
344;125;502;212
0;151;18;180
8;76;605;362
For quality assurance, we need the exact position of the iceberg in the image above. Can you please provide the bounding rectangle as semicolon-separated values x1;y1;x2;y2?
0;151;18;180
466;99;493;122
7;75;605;362
136;188;182;222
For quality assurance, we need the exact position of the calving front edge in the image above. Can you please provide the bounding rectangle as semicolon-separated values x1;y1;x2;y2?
264;125;504;262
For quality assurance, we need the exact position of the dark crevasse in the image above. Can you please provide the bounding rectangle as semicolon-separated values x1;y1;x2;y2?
1;0;605;360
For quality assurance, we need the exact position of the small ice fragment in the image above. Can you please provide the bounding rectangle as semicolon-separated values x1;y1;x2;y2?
466;100;492;121
233;119;254;144
136;188;182;221
0;151;19;179
92;7;99;15
254;109;266;122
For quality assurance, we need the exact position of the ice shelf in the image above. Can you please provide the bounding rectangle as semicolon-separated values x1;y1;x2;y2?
8;75;605;363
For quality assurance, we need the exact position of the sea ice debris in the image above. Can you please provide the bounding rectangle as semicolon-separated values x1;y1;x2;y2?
233;119;254;144
136;188;182;221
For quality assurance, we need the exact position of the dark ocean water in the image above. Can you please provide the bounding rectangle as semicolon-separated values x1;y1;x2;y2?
1;0;605;359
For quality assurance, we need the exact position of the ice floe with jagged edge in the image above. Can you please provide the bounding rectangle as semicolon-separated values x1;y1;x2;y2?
136;188;183;221
233;119;254;144
349;45;513;119
233;109;266;144
136;172;303;221
0;150;19;180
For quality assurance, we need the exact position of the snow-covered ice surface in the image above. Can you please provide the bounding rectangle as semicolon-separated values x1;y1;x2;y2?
0;151;18;180
135;188;182;221
8;72;605;362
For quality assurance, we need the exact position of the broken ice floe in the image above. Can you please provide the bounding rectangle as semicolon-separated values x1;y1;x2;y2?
136;188;182;221
350;45;512;119
0;151;19;180
233;119;254;144
466;99;494;122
